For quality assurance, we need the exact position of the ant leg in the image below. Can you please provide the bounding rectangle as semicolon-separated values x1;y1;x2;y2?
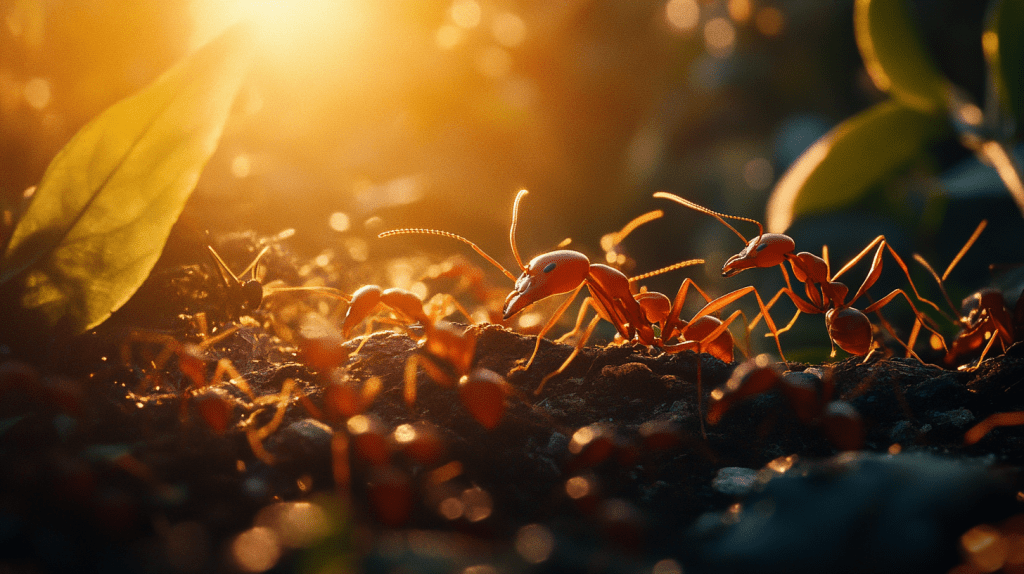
863;288;950;358
662;278;714;340
404;356;420;407
833;237;945;318
194;313;210;341
555;297;601;344
911;254;962;324
121;332;184;392
424;293;476;325
534;313;603;395
209;358;255;400
517;284;585;373
352;322;376;355
905;318;923;358
964;411;1024;445
692;286;788;361
664;309;748;439
246;378;296;465
966;331;1001;370
966;314;1013;369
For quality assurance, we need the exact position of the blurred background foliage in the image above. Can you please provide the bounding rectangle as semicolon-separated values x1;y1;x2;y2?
0;0;1021;358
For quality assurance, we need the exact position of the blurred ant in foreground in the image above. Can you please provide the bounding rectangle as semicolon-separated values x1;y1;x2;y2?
337;292;509;429
655;192;946;360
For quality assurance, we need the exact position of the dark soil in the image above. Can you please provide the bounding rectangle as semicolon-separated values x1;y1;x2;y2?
2;238;1023;574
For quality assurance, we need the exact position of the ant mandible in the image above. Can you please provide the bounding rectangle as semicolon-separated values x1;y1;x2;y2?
655;191;946;359
380;190;787;396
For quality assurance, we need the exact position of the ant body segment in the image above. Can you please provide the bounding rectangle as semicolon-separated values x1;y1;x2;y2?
655;191;945;359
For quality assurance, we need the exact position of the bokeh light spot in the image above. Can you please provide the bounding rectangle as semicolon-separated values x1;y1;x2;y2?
411;281;429;301
450;0;482;29
231;154;251;178
982;31;999;59
439;496;464;520
704;17;736;58
393;423;416;444
347;414;370;435
518;312;542;329
476;46;512;78
515;523;554;564
766;454;796;474
569;426;595;453
461;486;493;522
565;475;594;499
255;501;330;549
743;157;773;190
755;6;785;37
22;77;50;109
728;0;752;23
666;0;699;32
329;211;351;232
231;526;281;573
492;12;526;47
436;24;463;50
652;558;684;574
961;524;1008;572
345;238;369;262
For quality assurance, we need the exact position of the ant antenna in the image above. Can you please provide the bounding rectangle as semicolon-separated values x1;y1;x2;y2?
239;246;270;280
942;219;987;282
912;219;987;319
378;228;518;282
510;189;528;272
912;254;959;323
653;192;763;244
601;209;664;252
207;245;268;286
629;259;705;283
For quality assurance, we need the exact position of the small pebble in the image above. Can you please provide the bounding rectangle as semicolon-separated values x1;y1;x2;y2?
712;467;758;496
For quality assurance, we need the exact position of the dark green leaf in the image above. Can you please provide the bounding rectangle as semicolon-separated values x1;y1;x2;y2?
854;0;949;112
986;0;1024;130
766;100;948;232
0;24;253;332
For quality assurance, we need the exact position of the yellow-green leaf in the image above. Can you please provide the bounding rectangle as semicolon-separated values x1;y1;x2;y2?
854;0;949;112
985;0;1024;128
765;100;947;233
0;24;253;332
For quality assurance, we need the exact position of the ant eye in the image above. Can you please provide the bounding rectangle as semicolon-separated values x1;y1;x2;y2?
543;262;557;273
755;242;769;252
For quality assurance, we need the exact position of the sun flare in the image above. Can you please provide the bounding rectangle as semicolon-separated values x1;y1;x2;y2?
190;0;368;69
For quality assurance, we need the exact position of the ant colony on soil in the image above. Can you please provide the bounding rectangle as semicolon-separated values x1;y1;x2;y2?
5;190;1024;574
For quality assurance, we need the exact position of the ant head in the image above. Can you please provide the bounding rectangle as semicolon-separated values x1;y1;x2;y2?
961;288;1007;323
722;233;796;277
240;280;264;311
503;250;590;319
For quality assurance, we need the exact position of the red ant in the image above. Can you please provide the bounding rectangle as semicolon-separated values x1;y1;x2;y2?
331;282;507;429
380;190;787;436
912;220;1017;369
209;239;507;428
708;355;864;451
655;191;946;359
